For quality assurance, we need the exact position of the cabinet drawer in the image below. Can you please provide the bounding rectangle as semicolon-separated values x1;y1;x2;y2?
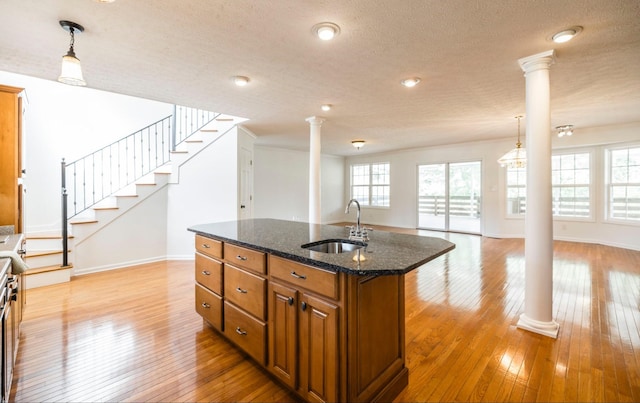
224;243;266;274
269;255;338;300
195;252;223;294
195;284;223;331
195;235;223;259
224;264;266;320
224;301;267;365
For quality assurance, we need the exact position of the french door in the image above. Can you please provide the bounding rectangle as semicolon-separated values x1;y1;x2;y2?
417;161;482;234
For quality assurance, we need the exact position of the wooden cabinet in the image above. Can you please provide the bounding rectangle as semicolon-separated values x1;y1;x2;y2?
0;234;25;403
268;256;339;402
221;245;268;365
193;234;409;403
194;236;224;331
0;85;25;234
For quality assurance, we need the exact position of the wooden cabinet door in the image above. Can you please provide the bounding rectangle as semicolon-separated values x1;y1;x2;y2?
299;293;339;403
268;281;298;389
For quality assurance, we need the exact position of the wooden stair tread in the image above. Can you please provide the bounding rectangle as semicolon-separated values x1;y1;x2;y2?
26;249;71;258
93;206;118;211
200;129;218;132
115;194;138;198
26;264;73;275
70;219;98;225
26;234;74;240
185;139;203;143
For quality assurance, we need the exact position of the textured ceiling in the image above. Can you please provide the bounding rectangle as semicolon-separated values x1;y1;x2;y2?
1;0;639;156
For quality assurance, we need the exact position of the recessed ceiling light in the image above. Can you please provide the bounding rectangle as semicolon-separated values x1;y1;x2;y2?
321;104;332;111
232;76;250;86
401;77;421;88
552;26;582;43
312;22;340;41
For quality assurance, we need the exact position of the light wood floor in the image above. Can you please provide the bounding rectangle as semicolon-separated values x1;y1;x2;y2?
11;229;640;402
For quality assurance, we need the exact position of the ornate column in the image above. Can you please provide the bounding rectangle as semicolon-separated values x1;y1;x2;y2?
517;49;559;338
306;116;325;224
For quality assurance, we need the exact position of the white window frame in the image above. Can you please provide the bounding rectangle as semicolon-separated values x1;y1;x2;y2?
505;166;526;218
505;149;595;221
350;162;391;208
605;143;640;225
551;150;595;222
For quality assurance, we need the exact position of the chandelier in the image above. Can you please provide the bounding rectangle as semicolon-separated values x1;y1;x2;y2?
497;116;526;168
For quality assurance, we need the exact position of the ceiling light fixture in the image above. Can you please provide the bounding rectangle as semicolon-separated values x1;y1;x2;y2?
552;26;582;43
556;125;574;137
321;104;332;112
351;140;365;150
401;77;421;88
58;20;86;86
497;116;526;168
312;22;340;41
232;76;250;86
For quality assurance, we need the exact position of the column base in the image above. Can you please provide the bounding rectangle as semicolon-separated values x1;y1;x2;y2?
517;313;559;338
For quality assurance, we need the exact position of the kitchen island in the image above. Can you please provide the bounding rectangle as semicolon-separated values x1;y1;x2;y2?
188;219;454;403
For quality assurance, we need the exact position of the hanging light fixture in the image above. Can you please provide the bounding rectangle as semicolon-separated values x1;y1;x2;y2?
58;20;86;86
556;124;574;137
351;140;365;149
497;116;526;168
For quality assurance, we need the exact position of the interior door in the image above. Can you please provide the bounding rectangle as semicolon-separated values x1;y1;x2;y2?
239;147;253;219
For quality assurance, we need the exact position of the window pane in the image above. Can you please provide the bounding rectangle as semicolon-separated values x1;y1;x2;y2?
608;147;640;222
351;162;390;207
352;186;369;206
506;167;527;215
550;153;591;218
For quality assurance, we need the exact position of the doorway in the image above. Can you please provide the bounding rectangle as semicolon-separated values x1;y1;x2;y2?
417;161;482;234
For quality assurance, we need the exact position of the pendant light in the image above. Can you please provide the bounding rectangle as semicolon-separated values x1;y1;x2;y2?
497;116;526;168
58;20;87;86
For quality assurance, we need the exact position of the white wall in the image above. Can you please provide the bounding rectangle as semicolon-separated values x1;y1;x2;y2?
166;127;243;259
344;122;640;250
253;146;345;224
73;187;169;274
0;71;173;234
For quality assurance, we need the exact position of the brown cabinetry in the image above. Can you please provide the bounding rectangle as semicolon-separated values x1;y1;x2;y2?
194;235;223;331
0;85;25;234
193;234;408;402
1;234;25;403
268;256;339;402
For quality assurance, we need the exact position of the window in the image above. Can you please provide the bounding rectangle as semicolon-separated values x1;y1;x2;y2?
506;166;526;215
552;153;591;218
607;145;640;222
506;151;592;218
350;162;390;207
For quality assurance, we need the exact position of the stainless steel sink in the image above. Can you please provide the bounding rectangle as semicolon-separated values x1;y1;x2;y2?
301;239;366;254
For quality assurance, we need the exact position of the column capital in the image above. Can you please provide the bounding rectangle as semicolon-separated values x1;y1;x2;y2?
518;49;556;73
305;116;326;125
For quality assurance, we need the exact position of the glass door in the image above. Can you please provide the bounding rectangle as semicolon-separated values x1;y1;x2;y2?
418;161;482;234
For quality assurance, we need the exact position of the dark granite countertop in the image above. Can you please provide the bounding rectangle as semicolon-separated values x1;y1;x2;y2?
188;219;455;276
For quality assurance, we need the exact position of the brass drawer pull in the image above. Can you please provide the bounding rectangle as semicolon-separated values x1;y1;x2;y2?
236;255;248;261
201;302;210;309
202;243;211;249
235;287;248;294
290;271;307;280
235;327;247;336
201;270;210;276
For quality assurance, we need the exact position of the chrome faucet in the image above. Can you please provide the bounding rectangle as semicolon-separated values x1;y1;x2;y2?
345;199;370;241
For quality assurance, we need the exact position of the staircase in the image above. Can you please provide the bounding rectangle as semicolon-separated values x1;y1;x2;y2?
24;106;244;289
